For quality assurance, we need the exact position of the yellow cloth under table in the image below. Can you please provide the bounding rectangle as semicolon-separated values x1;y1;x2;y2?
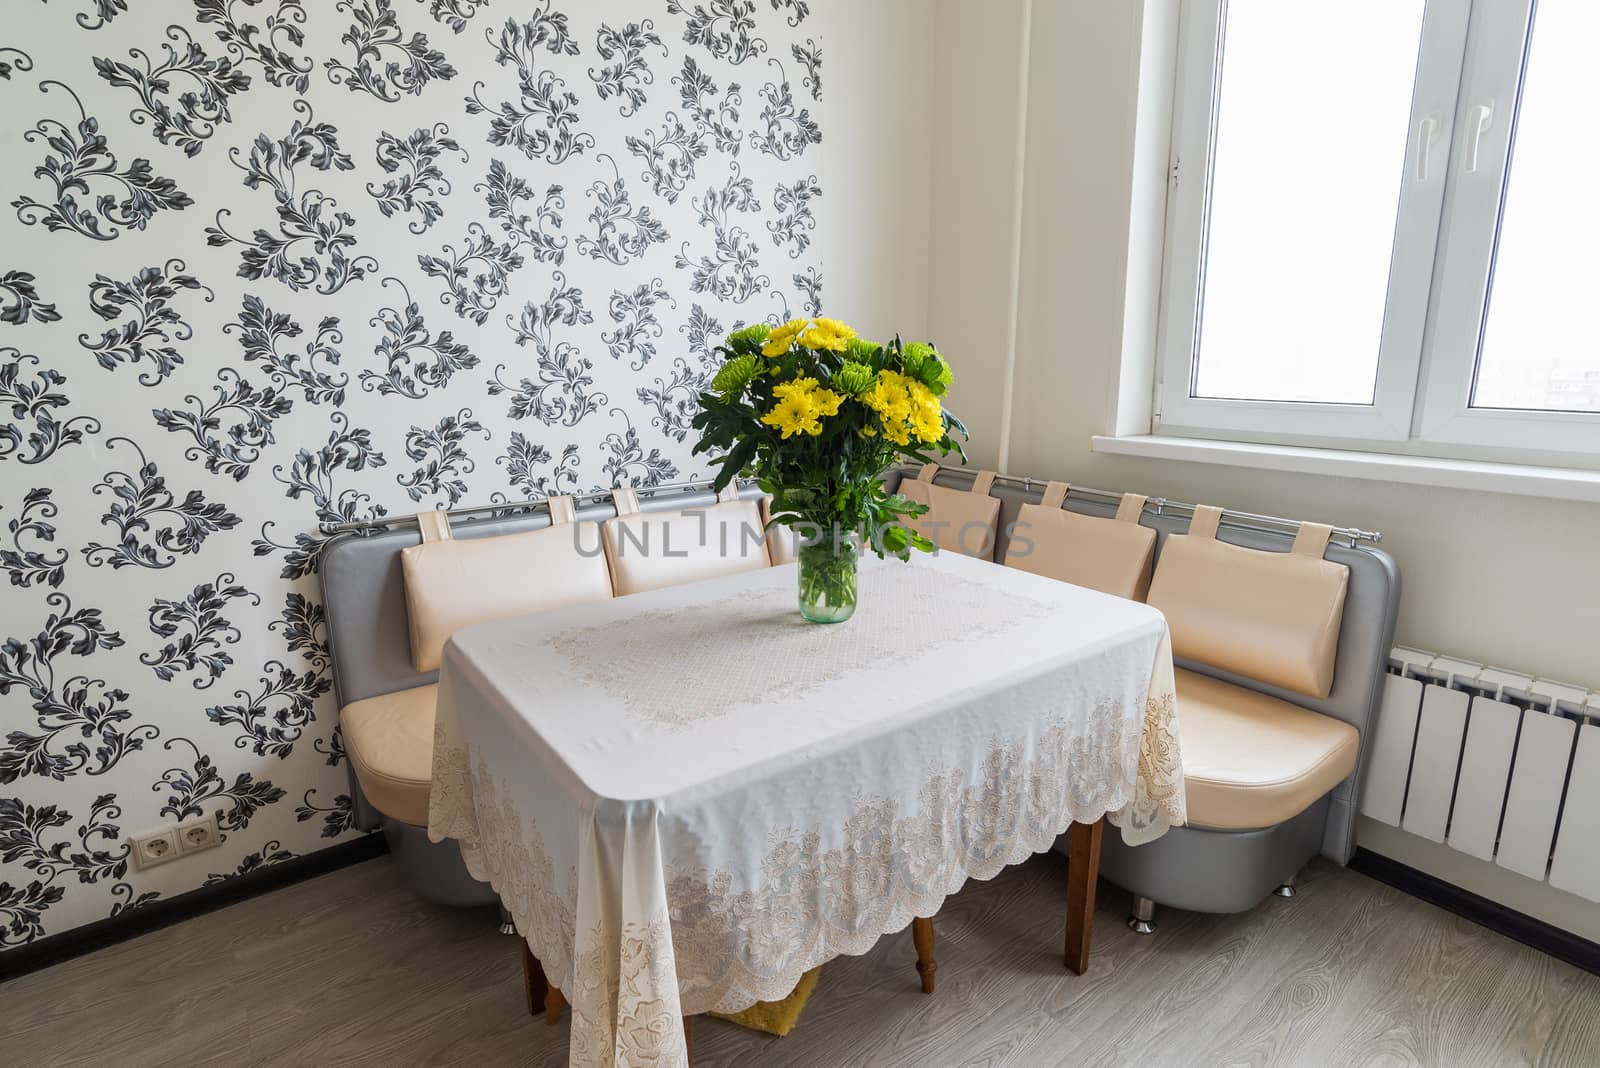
710;968;821;1037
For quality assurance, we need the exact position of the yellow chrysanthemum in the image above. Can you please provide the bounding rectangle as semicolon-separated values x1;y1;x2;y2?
815;318;857;344
862;371;912;424
857;369;941;447
766;376;842;433
796;317;857;352
857;375;886;410
772;375;820;400
811;387;845;418
762;318;809;357
798;328;831;351
761;391;820;439
909;383;945;444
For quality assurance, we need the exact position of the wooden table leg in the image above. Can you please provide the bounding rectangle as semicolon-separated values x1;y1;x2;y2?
518;938;548;1019
1064;817;1104;975
911;916;937;994
546;985;565;1026
684;1014;695;1064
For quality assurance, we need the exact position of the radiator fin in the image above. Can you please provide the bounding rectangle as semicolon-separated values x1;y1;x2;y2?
1363;674;1423;826
1548;724;1600;901
1496;710;1576;881
1402;685;1470;843
1445;697;1520;862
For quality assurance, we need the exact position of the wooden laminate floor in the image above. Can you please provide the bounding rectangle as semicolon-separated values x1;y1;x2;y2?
6;853;1598;1067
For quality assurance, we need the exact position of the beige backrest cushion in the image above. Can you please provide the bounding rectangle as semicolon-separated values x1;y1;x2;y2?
762;497;800;566
400;502;613;673
1146;505;1350;699
897;465;1001;560
603;489;771;597
1004;483;1156;601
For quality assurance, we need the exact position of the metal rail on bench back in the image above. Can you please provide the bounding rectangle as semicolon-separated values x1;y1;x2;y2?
321;470;1376;549
321;470;1382;547
979;470;1383;547
320;476;759;537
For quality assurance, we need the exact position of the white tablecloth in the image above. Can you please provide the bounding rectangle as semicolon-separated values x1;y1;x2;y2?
428;551;1183;1068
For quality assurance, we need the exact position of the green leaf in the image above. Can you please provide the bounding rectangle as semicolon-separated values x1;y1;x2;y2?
712;436;759;491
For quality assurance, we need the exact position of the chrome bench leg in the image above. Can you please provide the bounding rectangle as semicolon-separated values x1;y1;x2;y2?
499;905;517;935
1128;896;1157;935
1274;874;1299;899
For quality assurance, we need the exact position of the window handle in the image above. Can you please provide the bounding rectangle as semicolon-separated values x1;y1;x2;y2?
1463;103;1494;174
1415;115;1439;181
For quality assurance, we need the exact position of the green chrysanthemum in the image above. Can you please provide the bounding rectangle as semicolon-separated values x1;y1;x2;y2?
902;342;952;395
833;361;875;396
918;354;953;396
846;337;883;363
902;341;936;371
725;323;773;354
712;353;761;396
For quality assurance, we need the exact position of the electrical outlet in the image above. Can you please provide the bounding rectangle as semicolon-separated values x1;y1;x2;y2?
130;812;221;869
176;812;221;855
130;828;181;871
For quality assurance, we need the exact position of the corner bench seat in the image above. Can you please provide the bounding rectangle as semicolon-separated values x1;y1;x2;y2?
323;471;1400;919
343;683;439;829
1176;669;1359;830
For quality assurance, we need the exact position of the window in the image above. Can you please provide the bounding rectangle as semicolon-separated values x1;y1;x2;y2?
1157;0;1600;460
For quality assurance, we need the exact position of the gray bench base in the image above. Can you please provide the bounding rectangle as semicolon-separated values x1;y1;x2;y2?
352;761;497;907
381;820;499;908
1083;795;1330;915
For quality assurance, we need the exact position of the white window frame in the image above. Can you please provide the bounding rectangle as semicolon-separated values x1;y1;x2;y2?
1416;0;1600;455
1154;0;1600;463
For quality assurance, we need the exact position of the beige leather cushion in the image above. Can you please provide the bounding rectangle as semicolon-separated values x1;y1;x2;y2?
762;497;800;566
898;478;1001;560
1004;505;1156;600
401;523;614;673
1177;669;1359;830
603;498;771;596
342;684;437;827
1147;530;1349;698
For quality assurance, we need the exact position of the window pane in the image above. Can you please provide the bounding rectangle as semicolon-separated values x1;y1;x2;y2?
1473;1;1600;414
1192;1;1426;404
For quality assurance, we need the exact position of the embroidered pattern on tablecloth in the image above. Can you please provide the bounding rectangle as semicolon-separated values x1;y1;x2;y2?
548;562;1057;727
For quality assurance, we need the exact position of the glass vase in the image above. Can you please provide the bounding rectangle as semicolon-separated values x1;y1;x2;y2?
797;532;860;624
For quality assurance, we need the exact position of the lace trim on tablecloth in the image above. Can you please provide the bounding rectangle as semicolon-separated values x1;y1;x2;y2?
428;679;1181;1036
1107;690;1185;844
427;738;579;987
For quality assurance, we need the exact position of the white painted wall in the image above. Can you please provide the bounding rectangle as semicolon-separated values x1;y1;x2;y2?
922;0;1600;933
926;0;1029;470
819;0;935;342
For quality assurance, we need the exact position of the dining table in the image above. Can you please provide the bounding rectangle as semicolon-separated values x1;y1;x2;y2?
428;548;1185;1068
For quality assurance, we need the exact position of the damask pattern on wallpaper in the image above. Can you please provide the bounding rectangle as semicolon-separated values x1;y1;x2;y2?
0;0;822;948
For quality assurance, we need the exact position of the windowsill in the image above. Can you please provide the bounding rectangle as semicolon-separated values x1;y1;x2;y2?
1090;434;1600;504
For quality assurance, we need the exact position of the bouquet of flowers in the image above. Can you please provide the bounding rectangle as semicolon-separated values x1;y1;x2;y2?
692;316;967;622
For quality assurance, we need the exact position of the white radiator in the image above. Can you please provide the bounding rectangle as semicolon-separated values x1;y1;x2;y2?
1362;648;1600;903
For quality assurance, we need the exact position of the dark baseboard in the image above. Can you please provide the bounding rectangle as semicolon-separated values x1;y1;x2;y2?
0;833;388;984
1349;847;1599;977
8;838;1591;984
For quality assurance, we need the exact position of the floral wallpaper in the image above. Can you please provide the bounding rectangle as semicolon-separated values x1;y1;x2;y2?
0;0;822;949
